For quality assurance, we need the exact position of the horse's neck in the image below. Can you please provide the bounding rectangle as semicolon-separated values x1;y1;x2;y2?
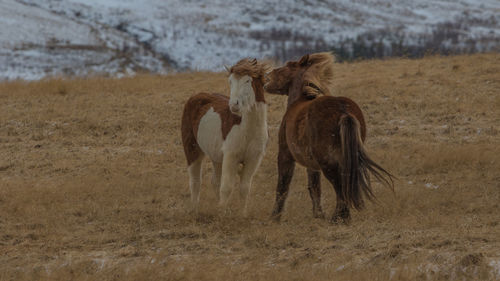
240;102;267;128
287;80;307;108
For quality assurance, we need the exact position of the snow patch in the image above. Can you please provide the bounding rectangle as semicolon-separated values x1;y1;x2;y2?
1;0;499;80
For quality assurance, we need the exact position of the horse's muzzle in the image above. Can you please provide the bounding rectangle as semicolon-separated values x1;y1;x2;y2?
230;104;240;115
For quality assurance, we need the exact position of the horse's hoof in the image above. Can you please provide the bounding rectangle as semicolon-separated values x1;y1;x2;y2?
242;209;250;218
313;212;325;219
270;213;281;223
188;205;199;216
218;208;231;217
331;216;350;225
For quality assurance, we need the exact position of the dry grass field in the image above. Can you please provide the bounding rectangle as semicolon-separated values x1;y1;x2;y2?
0;54;499;280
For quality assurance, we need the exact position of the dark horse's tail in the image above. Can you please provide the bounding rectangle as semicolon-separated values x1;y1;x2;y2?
339;114;394;210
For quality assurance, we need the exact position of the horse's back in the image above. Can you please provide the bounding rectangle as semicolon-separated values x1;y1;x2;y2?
296;96;365;167
307;96;366;141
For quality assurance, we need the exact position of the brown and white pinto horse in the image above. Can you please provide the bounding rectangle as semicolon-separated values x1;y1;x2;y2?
264;52;393;223
181;58;269;214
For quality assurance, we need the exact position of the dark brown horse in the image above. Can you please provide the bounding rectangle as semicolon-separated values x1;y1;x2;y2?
264;52;393;223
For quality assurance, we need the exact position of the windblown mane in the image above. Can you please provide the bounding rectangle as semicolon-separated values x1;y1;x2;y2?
229;58;270;84
302;52;335;96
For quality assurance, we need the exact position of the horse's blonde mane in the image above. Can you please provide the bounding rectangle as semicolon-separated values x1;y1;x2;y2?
229;58;270;83
302;52;335;96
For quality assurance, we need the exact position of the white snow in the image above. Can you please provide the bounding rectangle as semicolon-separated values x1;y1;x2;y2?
490;260;500;277
425;183;439;189
0;0;499;80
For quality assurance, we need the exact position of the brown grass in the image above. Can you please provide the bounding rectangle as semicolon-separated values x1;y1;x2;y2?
1;54;499;280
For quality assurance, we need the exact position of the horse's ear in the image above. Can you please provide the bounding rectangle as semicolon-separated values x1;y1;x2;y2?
224;65;231;73
299;54;310;66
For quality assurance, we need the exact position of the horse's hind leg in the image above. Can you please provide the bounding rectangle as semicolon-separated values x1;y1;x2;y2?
307;169;324;219
271;149;295;221
211;161;222;201
188;154;204;213
321;165;350;224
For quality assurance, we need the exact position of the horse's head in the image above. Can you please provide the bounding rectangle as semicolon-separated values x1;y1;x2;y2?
263;57;305;95
226;58;270;116
264;53;335;101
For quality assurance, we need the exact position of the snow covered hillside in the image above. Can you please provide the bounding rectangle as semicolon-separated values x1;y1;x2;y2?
1;0;499;80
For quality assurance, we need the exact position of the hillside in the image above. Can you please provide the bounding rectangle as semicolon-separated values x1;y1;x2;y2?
0;54;499;279
1;0;499;79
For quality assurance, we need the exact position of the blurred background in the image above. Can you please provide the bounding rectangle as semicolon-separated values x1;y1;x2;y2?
1;0;499;80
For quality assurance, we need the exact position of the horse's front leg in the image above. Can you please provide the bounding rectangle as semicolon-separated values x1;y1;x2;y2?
307;169;325;219
239;152;265;217
219;153;239;210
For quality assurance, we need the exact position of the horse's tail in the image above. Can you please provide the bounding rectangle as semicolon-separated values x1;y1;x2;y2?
339;114;394;210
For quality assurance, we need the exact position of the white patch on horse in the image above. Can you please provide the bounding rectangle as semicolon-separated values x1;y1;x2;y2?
197;107;224;163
